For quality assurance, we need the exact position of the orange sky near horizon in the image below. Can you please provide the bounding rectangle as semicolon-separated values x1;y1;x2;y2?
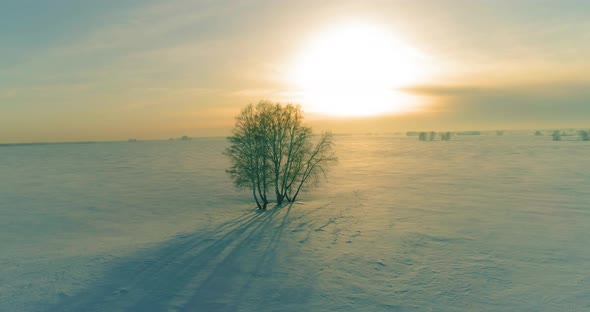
1;0;589;143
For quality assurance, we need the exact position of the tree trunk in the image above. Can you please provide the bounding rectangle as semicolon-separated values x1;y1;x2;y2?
291;189;301;202
252;184;262;209
276;193;284;205
292;172;309;202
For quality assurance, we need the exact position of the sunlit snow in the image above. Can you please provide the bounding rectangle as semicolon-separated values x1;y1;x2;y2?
1;134;589;311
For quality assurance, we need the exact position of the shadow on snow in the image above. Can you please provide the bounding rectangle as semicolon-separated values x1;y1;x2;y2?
46;203;313;312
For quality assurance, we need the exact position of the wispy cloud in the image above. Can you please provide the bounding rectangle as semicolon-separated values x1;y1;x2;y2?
401;81;590;125
402;80;590;97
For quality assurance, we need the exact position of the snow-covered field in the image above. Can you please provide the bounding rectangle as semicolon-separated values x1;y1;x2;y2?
2;134;589;311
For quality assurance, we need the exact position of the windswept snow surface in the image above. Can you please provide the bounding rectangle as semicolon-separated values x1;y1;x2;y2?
1;135;589;311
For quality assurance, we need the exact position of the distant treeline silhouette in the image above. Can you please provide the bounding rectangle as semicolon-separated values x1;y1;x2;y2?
404;129;589;142
407;131;452;141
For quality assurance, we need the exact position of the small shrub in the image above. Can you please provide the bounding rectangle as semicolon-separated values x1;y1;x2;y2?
429;131;436;141
440;132;452;141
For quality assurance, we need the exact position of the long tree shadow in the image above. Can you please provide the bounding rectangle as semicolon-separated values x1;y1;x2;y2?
178;202;301;312
46;203;312;312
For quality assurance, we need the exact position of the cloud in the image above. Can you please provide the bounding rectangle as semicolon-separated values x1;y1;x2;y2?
403;80;590;98
401;81;590;125
401;85;491;97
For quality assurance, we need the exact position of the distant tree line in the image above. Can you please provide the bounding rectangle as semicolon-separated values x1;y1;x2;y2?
548;129;589;141
409;131;452;141
405;128;589;142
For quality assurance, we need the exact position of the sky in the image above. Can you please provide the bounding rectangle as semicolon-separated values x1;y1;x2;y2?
1;0;589;143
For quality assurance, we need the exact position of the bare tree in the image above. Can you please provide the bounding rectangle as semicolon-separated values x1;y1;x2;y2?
225;101;337;209
225;104;271;209
286;132;338;202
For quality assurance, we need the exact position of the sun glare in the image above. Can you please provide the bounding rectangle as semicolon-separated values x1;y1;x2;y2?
291;23;429;116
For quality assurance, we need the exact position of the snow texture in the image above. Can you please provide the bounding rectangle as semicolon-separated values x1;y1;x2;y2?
1;134;589;311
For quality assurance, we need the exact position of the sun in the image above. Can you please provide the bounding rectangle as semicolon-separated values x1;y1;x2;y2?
290;23;429;117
